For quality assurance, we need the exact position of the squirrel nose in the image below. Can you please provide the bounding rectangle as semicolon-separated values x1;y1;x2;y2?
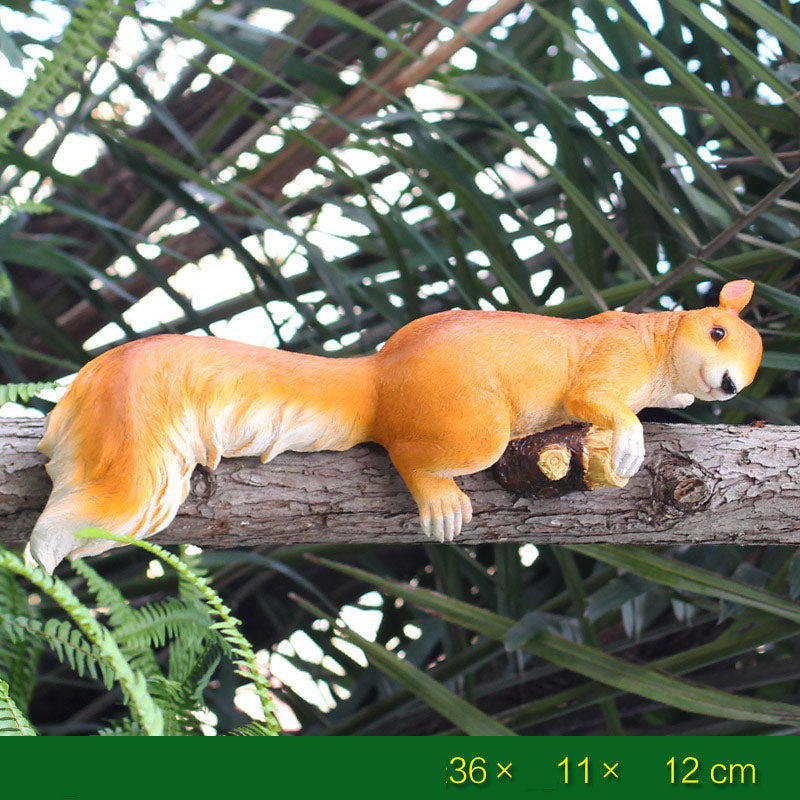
721;371;737;395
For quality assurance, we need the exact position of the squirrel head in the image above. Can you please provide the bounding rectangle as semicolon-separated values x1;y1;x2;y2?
670;279;763;401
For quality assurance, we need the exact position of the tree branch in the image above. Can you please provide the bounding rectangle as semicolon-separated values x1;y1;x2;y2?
624;165;800;312
1;419;798;547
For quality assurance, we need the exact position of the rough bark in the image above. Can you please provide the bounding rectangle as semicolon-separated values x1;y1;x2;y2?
2;419;799;548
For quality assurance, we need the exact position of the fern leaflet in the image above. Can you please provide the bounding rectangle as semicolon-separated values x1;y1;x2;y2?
0;678;36;736
71;557;162;678
0;0;133;150
0;197;53;216
71;558;137;630
0;381;58;405
0;568;42;713
229;721;277;736
97;718;144;736
114;599;214;652
3;616;116;689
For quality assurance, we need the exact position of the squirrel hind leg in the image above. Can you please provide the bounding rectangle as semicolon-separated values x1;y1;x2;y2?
388;444;474;543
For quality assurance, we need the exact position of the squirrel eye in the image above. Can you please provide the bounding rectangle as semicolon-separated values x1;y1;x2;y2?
710;326;726;342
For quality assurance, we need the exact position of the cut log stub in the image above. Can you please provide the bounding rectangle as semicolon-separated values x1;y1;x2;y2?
493;424;629;497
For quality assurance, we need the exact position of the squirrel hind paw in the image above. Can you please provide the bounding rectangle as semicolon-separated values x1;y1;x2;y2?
418;493;473;544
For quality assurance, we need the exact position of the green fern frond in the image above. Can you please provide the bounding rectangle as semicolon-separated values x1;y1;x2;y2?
168;628;223;706
71;558;137;629
146;675;206;736
0;380;58;405
0;569;42;713
0;570;26;619
77;529;281;735
0;631;41;717
0;546;163;735
3;616;116;689
114;600;213;652
0;0;133;150
0;197;53;216
146;640;223;735
0;679;36;736
229;721;275;736
169;638;222;699
97;718;144;736
71;558;162;677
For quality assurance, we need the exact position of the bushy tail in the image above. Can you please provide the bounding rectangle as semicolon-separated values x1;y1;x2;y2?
29;499;122;575
29;457;195;574
29;369;196;573
28;336;378;573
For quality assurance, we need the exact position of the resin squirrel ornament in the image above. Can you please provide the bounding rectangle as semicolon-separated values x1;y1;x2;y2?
28;279;762;572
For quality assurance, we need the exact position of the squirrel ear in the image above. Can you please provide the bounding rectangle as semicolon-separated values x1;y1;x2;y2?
718;279;754;315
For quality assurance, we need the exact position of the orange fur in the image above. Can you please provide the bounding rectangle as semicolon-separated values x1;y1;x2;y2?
29;280;762;570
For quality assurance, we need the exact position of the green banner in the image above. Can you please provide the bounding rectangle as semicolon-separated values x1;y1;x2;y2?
1;736;793;798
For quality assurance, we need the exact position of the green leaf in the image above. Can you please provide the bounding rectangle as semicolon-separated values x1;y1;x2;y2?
0;22;25;69
761;351;800;371
3;616;116;689
504;611;581;650
0;380;57;405
0;546;163;736
720;562;771;622
0;0;130;149
500;616;800;729
531;2;743;211
603;0;787;174
0;568;42;714
76;528;281;734
291;593;515;736
788;552;800;600
726;0;800;56
568;545;800;625
0;149;105;192
308;556;800;726
665;0;800;116
585;574;652;620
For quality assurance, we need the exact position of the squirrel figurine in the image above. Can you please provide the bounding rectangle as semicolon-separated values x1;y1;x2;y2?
28;279;762;572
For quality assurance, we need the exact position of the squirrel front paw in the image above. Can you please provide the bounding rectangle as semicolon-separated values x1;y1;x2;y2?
418;490;473;544
611;424;645;478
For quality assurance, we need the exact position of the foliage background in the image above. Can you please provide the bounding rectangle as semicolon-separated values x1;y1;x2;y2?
1;0;800;735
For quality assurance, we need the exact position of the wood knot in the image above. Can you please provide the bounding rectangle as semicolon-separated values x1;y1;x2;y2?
646;449;715;520
671;477;710;506
190;465;216;499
